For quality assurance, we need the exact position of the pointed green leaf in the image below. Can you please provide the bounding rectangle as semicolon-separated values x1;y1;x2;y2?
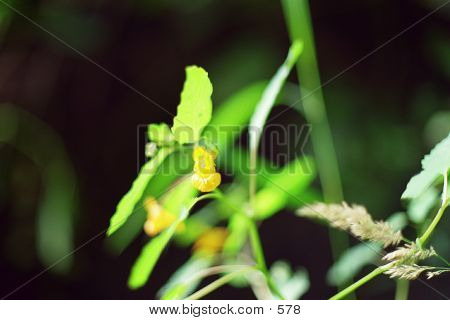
249;40;303;151
127;194;214;289
107;147;173;236
171;66;213;144
402;133;450;199
128;208;189;289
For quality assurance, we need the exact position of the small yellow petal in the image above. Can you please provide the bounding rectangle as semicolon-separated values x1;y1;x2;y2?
193;227;228;254
191;172;221;192
143;197;177;236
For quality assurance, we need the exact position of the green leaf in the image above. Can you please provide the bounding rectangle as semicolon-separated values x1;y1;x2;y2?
326;242;381;287
204;81;301;154
254;156;316;219
0;105;78;274
127;194;215;289
402;133;450;199
158;255;214;299
407;187;439;224
128;208;189;289
248;40;303;151
223;212;250;255
161;177;198;217
106;150;192;255
270;261;309;299
106;147;173;236
148;123;174;146
172;66;213;144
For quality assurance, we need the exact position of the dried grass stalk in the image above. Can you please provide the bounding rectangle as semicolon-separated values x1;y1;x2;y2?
297;202;402;247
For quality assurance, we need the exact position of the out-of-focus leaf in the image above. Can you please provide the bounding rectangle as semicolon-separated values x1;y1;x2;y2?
158;255;214;300
326;242;381;287
0;105;78;274
424;111;450;147
402;133;450;199
175;184;245;247
407;187;439;224
148;123;175;146
326;212;408;286
172;66;212;144
270;261;309;299
161;177;198;216
128;208;189;289
205;82;267;152
286;188;321;209
217;147;274;187
107;148;173;236
254;156;316;219
223;213;250;255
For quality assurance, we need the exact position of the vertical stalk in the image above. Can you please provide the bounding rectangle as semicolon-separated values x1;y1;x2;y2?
395;279;409;300
281;0;351;293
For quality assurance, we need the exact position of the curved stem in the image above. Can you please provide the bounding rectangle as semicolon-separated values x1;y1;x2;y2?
248;221;286;300
185;268;253;300
329;264;392;300
418;198;449;246
214;190;286;299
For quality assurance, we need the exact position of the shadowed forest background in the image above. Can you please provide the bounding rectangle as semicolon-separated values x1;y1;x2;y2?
0;0;449;299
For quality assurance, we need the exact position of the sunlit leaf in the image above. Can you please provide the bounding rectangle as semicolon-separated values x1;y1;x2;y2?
106;150;191;255
172;66;213;144
148;123;174;146
128;208;189;289
107;147;173;236
402;133;450;199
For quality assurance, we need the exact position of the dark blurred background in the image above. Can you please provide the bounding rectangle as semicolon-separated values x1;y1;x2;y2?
0;0;449;299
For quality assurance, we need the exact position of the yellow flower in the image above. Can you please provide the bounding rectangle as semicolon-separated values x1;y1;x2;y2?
191;172;221;192
191;146;221;192
193;227;228;254
143;197;176;236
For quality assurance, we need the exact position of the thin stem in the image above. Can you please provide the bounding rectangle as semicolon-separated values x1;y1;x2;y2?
329;264;392;300
442;169;448;206
435;253;450;267
248;220;286;300
185;268;252;300
418;198;449;246
210;190;286;299
395;279;409;300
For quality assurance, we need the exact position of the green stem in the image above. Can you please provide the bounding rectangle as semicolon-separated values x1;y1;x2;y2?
329;264;392;300
395;279;409;300
282;0;351;295
185;268;252;300
212;190;286;299
248;220;286;300
418;198;449;246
